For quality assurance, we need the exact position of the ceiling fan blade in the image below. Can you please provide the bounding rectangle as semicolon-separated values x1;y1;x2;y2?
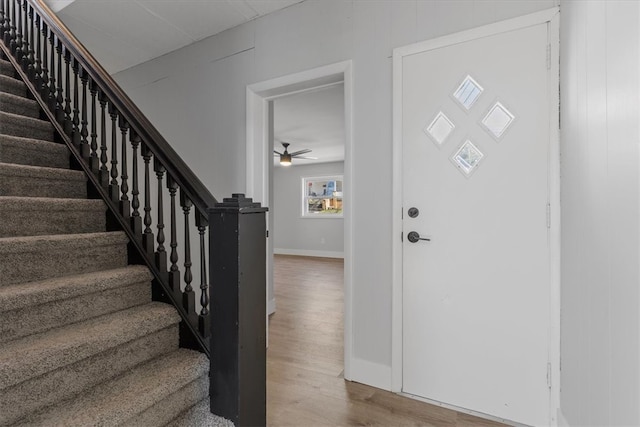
296;156;318;160
290;149;312;156
273;150;283;155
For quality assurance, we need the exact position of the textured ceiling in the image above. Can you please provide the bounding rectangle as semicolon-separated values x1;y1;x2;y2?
44;0;304;74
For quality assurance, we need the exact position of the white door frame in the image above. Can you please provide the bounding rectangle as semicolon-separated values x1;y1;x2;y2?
391;8;560;424
246;60;354;379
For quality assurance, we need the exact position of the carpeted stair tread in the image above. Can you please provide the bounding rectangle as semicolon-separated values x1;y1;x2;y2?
168;399;235;427
119;374;210;427
0;59;13;78
0;326;179;427
0;91;40;117
0;231;129;286
0;265;152;313
0;266;153;343
15;349;208;427
0;196;105;237
0;134;69;168
0;110;54;140
0;74;26;97
0;162;86;198
0;302;180;391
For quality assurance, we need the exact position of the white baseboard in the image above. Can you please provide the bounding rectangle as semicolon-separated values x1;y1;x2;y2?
267;297;276;315
348;357;391;391
274;248;344;259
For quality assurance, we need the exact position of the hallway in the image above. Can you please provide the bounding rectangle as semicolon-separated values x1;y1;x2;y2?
267;255;507;426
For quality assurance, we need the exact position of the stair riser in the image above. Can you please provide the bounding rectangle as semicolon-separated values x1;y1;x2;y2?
0;76;26;97
0;326;179;427
0;94;40;118
0;282;151;344
0;115;54;141
0;137;69;168
0;239;128;286
0;204;105;237
126;376;208;427
0;61;14;78
0;172;86;198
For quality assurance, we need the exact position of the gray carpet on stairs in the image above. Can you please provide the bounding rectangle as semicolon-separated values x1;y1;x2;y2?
0;53;233;426
0;133;70;168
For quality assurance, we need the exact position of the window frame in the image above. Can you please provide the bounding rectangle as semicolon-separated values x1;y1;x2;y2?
301;175;344;218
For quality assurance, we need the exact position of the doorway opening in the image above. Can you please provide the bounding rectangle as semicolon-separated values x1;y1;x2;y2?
246;60;354;378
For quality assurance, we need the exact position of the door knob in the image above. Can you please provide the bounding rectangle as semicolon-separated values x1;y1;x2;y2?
407;231;430;243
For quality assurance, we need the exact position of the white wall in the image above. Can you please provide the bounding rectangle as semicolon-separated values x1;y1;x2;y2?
113;0;558;388
273;162;344;257
559;1;640;425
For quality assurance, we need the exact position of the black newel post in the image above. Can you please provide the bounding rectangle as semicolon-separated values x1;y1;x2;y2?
209;193;267;427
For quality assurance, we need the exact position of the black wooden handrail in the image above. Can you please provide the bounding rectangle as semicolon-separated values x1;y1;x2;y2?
29;0;217;216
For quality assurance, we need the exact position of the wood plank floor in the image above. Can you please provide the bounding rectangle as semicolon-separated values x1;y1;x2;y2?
268;255;508;427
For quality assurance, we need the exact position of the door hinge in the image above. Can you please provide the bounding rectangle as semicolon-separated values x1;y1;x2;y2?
546;44;551;70
401;232;403;242
547;362;552;388
266;230;269;238
546;204;551;229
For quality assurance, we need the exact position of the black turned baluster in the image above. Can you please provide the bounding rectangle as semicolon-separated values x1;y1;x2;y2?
20;1;27;70
0;0;6;42
39;21;48;97
196;213;210;337
98;90;109;186
2;0;9;43
0;1;4;41
33;13;41;88
55;38;64;122
88;78;99;172
47;29;56;110
70;57;79;143
20;0;28;71
80;67;90;160
14;0;21;58
3;0;9;45
3;1;9;46
181;192;195;314
167;175;180;294
141;144;155;256
119;115;130;218
26;4;34;77
130;131;142;236
154;159;167;273
63;48;72;133
9;0;16;53
108;102;119;203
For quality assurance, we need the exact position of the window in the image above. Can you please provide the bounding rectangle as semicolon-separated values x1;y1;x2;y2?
302;176;343;217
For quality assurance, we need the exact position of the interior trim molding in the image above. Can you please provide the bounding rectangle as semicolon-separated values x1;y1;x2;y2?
274;248;344;259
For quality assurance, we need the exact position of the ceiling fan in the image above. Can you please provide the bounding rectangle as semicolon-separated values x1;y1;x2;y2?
273;142;317;166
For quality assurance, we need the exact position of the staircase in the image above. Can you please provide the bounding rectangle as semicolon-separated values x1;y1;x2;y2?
0;52;231;426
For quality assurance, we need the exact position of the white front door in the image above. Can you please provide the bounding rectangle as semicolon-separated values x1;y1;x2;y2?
401;21;553;426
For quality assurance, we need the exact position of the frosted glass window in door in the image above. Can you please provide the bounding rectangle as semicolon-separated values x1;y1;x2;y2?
451;140;484;176
453;75;483;110
482;101;515;139
424;111;455;146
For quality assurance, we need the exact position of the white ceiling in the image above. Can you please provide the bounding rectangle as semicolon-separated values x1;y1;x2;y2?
44;0;304;74
273;84;345;167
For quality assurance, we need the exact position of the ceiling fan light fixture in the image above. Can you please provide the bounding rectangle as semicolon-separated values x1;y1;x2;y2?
280;153;292;166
